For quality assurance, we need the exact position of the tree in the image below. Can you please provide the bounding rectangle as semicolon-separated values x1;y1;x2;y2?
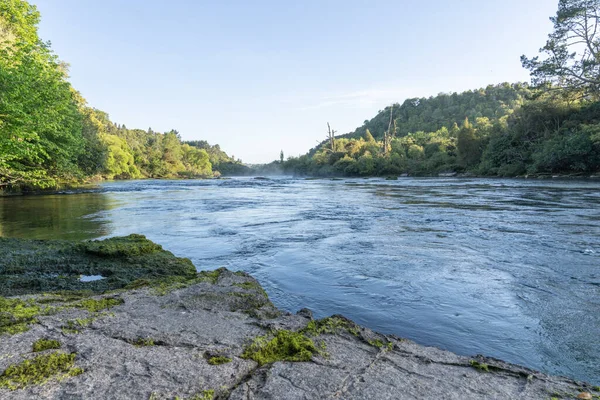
326;123;336;152
100;133;140;179
280;150;284;164
0;0;83;188
521;0;600;97
382;105;395;156
457;118;483;168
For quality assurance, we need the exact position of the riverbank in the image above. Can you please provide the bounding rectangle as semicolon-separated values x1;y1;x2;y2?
0;175;219;197
3;172;600;197
0;236;597;399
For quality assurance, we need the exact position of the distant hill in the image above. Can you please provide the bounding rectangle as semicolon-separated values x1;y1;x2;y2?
343;82;532;141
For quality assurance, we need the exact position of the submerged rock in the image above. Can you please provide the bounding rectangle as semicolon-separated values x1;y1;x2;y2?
0;236;596;399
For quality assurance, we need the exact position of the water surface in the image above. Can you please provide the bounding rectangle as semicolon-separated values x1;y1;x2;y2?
1;177;598;384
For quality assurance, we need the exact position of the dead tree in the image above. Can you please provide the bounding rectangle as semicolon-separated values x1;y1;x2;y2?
327;122;336;152
383;105;395;155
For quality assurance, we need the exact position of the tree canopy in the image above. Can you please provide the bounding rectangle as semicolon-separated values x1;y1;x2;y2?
521;0;600;98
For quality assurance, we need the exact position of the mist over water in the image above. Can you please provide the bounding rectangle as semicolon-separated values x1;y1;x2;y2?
1;177;599;384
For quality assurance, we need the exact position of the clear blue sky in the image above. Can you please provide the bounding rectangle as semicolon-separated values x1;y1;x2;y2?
33;0;557;163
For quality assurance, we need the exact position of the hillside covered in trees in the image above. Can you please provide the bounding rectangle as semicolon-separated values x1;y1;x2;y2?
0;0;241;191
281;83;600;177
281;0;600;178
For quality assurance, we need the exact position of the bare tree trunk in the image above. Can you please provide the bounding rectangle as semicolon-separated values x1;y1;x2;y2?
383;105;394;156
327;122;336;152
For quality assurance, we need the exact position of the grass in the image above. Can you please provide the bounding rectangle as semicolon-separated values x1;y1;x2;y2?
242;330;318;366
32;339;61;353
0;352;83;390
207;356;232;365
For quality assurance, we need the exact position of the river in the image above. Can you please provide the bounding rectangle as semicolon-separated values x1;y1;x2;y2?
1;177;598;384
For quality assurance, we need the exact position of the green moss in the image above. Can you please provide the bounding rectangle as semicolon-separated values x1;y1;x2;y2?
198;390;215;400
61;316;96;334
0;297;44;335
74;297;123;313
207;356;232;365
175;390;215;400
127;268;227;296
0;235;197;296
229;292;270;313
469;360;490;372
242;330;318;366
233;281;268;297
197;269;224;284
0;352;83;390
80;234;163;257
36;291;94;304
132;337;155;347
594;386;600;392
32;339;61;353
302;316;360;337
368;339;384;348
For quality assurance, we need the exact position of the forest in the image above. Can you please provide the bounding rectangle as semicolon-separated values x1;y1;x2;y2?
1;0;599;189
279;0;600;178
279;84;600;177
0;0;242;191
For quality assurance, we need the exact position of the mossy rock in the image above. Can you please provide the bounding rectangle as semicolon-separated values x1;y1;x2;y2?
242;330;318;366
0;235;197;296
32;338;61;352
301;315;360;337
0;352;83;390
80;234;163;257
207;356;231;365
0;297;45;335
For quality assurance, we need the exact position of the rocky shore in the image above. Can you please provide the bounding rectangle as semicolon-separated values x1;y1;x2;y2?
0;235;597;399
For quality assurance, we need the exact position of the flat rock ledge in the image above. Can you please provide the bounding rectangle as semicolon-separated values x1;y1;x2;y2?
0;269;596;400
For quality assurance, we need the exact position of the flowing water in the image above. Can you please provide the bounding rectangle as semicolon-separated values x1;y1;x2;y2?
1;177;599;384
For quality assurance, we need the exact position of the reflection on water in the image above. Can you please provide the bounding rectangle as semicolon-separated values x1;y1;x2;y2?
0;177;599;384
0;193;113;240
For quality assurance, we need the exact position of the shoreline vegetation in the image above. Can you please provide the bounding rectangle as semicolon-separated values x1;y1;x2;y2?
2;172;599;198
0;235;598;398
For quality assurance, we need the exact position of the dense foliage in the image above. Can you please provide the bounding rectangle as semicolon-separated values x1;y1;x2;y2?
184;140;249;176
280;86;600;177
0;0;236;191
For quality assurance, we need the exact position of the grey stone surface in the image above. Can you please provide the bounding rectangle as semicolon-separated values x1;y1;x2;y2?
0;269;595;399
